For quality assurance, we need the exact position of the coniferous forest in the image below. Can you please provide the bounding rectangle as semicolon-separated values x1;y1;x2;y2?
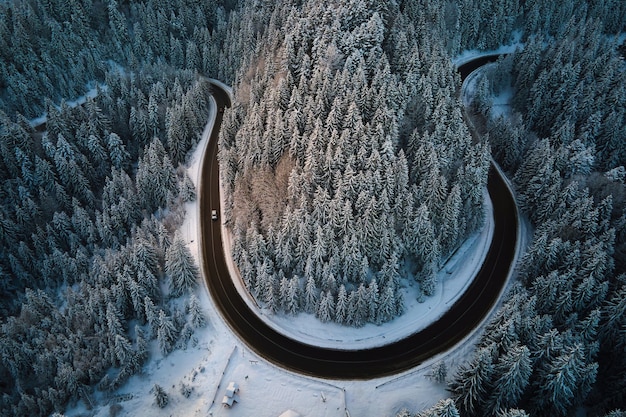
0;0;229;415
0;0;625;416
219;0;491;324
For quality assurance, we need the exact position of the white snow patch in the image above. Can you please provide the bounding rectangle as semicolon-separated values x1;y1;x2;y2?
453;31;524;67
28;83;104;128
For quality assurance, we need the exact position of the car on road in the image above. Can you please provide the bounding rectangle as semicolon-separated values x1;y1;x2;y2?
211;210;218;221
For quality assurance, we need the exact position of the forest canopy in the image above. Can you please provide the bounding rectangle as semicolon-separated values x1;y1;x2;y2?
218;0;490;324
0;0;625;416
0;0;230;415
453;11;626;417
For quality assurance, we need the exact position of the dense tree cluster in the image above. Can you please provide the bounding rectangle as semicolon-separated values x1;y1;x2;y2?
512;19;626;171
408;0;626;55
445;13;626;417
219;0;490;325
0;0;231;118
0;1;223;415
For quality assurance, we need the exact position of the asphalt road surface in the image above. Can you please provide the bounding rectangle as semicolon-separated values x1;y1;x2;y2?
200;56;516;379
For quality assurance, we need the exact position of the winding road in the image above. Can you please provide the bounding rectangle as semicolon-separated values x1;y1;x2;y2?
199;55;515;380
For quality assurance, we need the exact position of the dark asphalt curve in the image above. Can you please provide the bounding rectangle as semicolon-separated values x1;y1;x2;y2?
200;56;516;380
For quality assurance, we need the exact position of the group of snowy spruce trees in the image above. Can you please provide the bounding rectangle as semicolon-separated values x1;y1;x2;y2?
219;0;491;325
431;9;625;417
0;0;227;415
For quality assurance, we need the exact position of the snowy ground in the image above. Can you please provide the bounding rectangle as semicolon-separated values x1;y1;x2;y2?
29;84;103;127
64;49;531;417
452;31;523;67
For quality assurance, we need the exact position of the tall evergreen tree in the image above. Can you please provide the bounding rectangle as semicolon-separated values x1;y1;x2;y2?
157;310;178;355
316;291;335;323
304;274;318;314
450;347;495;416
420;398;461;417
152;383;168;408
485;344;532;414
165;232;199;297
188;294;207;328
531;344;598;416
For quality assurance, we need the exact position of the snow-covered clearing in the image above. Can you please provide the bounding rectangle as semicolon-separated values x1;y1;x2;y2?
64;54;529;416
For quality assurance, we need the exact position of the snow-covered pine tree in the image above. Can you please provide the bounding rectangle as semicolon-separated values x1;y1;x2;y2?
107;132;129;170
135;325;148;365
179;172;196;202
530;343;598;416
278;275;290;312
368;278;380;324
600;283;626;343
485;344;532;414
316;291;335;323
166;231;199;297
377;284;396;324
429;360;447;384
165;105;187;166
152;384;168;408
335;284;348;324
136;138;177;212
188;294;207;328
602;411;626;417
304;274;318;314
353;283;369;328
449;346;495;416
420;398;461;417
286;276;300;315
144;296;159;338
127;276;147;322
498;410;530;417
114;334;135;369
157;309;178;355
106;302;125;341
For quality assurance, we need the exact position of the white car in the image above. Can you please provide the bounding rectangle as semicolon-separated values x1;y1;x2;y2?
211;210;218;221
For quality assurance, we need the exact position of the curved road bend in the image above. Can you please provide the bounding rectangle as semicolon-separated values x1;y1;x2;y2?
200;57;516;380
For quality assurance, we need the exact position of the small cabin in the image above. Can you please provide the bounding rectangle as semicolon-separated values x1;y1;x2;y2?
222;382;240;408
